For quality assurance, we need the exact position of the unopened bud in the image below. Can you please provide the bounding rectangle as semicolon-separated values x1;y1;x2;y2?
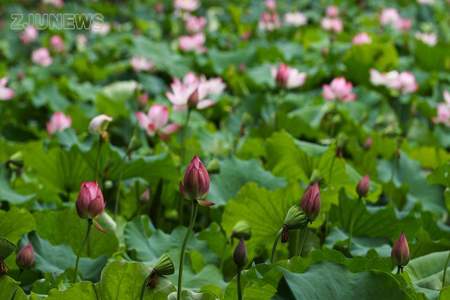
391;233;410;271
300;183;321;222
76;181;105;219
180;156;210;202
16;243;35;269
356;175;370;198
233;239;247;270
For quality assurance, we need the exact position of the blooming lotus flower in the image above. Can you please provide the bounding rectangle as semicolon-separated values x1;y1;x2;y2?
130;56;154;72
356;175;370;198
47;112;72;135
180;156;211;203
259;12;281;31
179;33;206;53
326;5;339;17
16;244;35;269
284;12;307;27
271;64;307;89
322;77;356;102
174;0;199;11
380;8;411;31
166;72;225;111
20;25;38;44
91;22;110;35
391;233;410;270
136;104;180;138
300;182;321;222
50;35;64;52
370;69;418;94
89;114;113;134
233;239;247;270
352;32;372;45
434;91;450;126
415;32;437;46
32;48;52;67
0;78;14;101
76;181;105;219
185;15;207;33
321;17;343;33
265;0;277;10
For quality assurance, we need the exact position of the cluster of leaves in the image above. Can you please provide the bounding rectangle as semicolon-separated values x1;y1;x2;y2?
0;0;449;299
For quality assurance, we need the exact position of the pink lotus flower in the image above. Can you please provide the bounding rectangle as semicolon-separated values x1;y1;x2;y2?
130;56;154;72
20;25;38;44
32;48;52;67
284;12;307;27
321;17;343;33
271;64;306;89
174;0;199;11
47;112;72;135
91;22;110;35
322;77;356;102
265;0;277;11
0;78;14;101
136;104;180;138
50;35;65;52
76;181;105;219
326;5;339;18
259;12;281;31
370;69;418;94
380;8;411;31
166;72;225;111
185;15;207;33
434;91;450;126
352;32;372;45
89;114;113;134
415;32;437;46
179;33;206;53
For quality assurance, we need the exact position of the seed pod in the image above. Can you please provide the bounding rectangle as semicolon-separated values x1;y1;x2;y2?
153;253;175;276
283;206;308;230
231;221;252;241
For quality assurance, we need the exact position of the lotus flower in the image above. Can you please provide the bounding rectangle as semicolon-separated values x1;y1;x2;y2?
179;33;206;53
322;77;356;102
0;78;14;101
32;48;52;67
352;32;372;45
20;25;38;44
130;56;154;72
415;32;437;46
185;15;207;33
50;35;64;52
370;69;418;94
259;12;281;31
434;91;450;126
135;104;180;138
174;0;199;11
271;64;306;89
47;112;72;135
89;114;113;134
16;244;35;269
284;12;307;27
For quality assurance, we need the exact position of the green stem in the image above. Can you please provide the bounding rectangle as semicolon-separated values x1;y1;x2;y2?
347;196;362;252
94;138;103;183
298;227;308;257
177;201;198;299
270;228;283;263
140;276;148;300
237;270;242;300
442;251;450;289
73;219;93;282
180;110;192;164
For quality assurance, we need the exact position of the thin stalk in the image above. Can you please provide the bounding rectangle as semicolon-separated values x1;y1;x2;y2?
73;219;93;282
94;138;103;183
347;196;361;251
442;251;450;289
298;228;308;257
140;276;148;300
237;270;243;300
270;228;283;263
177;201;198;300
396;266;401;274
180;110;192;164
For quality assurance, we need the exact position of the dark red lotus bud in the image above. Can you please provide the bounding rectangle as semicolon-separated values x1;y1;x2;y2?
391;233;410;270
356;175;370;198
16;243;35;269
300;183;321;222
180;156;210;201
363;137;373;150
76;181;105;219
275;64;290;88
281;225;289;243
233;239;247;270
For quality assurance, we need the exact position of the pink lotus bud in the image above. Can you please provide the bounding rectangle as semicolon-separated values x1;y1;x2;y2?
233;238;247;270
180;156;210;201
76;181;105;219
46;112;72;135
20;25;38;44
89;114;113;135
32;48;52;67
50;35;65;52
391;233;410;269
356;175;370;198
16;243;35;269
300;182;321;222
275;64;290;88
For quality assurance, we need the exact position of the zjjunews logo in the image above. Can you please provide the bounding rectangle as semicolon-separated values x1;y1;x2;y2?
10;13;104;31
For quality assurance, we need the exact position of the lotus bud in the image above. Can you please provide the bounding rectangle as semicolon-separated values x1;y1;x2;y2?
233;239;247;270
283;206;308;230
231;220;252;240
391;233;410;271
89;114;113;135
76;181;105;219
275;63;290;88
300;183;321;222
180;156;210;201
356;175;370;198
16;243;35;269
140;189;151;204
